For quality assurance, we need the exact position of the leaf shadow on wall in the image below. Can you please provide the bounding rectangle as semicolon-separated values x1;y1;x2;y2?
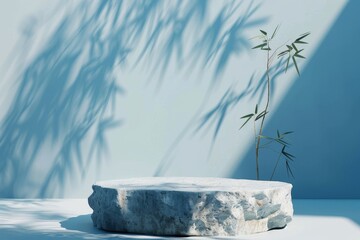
154;58;289;176
153;1;269;176
0;0;266;197
232;0;360;199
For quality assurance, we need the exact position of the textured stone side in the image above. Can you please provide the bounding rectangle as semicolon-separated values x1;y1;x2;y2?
88;178;293;236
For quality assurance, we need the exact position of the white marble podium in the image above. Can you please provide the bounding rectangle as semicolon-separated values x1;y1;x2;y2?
88;177;293;235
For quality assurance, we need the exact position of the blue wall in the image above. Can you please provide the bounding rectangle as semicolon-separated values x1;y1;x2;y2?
0;0;356;198
232;0;360;198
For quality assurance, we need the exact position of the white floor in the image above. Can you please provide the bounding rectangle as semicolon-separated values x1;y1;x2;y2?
0;199;359;240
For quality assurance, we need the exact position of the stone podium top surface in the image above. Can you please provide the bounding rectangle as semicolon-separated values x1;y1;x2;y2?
94;177;292;192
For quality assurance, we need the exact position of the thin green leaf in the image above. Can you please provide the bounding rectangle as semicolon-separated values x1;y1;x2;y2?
270;150;282;181
240;113;254;119
286;161;295;178
255;104;258;114
295;49;304;54
281;145;286;152
260;30;267;35
239;116;252;130
277;130;280;138
286;45;293;50
296;32;310;42
281;146;295;160
262;47;271;50
276;138;289;146
292;56;300;76
291;43;298;52
282;131;294;135
284;150;295;158
295;40;308;44
252;43;267;49
295;54;306;59
282;151;294;160
255;110;268;121
271;25;279;40
284;152;295;161
278;50;289;57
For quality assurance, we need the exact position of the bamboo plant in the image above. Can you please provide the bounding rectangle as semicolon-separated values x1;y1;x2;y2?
240;26;310;180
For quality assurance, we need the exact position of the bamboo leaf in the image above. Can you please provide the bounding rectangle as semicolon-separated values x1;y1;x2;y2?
262;47;271;50
278;50;289;57
284;152;295;160
291;43;298;52
296;32;310;42
292;56;300;76
260;30;267;35
277;130;280;138
252;43;267;49
281;146;295;160
286;161;295;178
240;113;254;119
286;45;293;50
255;110;268;121
282;131;294;135
239;116;252;130
276;138;289;146
295;54;306;59
239;113;254;130
295;40;308;44
281;145;286;152
271;25;279;40
255;104;258;114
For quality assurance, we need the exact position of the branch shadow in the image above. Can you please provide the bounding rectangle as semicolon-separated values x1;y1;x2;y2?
0;1;128;198
154;1;269;176
0;0;268;197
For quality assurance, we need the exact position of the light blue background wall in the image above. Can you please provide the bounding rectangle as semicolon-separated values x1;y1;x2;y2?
232;0;360;198
0;0;358;198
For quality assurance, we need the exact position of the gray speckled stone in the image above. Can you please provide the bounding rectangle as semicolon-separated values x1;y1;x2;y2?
88;177;293;236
